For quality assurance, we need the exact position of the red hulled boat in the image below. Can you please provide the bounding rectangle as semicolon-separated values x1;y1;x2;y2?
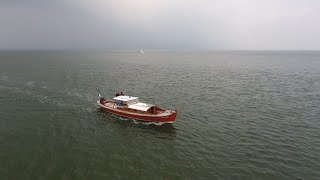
97;95;177;123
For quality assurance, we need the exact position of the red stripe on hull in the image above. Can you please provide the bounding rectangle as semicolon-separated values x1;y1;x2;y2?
100;106;177;123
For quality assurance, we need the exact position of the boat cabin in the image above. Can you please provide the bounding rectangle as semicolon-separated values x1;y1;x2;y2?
112;96;160;114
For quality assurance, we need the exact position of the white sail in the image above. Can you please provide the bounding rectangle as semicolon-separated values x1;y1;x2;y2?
140;49;144;54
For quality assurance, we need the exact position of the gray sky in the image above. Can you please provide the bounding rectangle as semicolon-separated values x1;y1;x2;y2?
1;0;320;50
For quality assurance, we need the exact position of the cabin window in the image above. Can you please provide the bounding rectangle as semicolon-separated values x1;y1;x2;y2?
116;101;124;106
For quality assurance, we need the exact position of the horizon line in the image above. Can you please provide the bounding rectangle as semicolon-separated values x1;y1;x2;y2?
0;49;320;52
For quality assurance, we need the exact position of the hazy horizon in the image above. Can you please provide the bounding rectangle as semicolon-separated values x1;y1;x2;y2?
1;49;320;52
1;0;320;50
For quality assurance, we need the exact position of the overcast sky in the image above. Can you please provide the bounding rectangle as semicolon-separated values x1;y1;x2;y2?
1;0;320;50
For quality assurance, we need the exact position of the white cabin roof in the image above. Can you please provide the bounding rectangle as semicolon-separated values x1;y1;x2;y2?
128;102;152;112
113;96;138;102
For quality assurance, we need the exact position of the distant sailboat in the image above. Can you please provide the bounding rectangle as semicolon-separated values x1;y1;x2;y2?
140;49;144;54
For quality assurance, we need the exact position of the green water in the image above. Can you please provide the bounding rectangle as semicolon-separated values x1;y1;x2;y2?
0;51;320;179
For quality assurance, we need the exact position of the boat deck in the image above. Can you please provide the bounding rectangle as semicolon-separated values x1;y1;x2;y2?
102;102;169;116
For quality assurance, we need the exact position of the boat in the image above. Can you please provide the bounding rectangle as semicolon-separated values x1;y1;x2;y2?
97;94;177;123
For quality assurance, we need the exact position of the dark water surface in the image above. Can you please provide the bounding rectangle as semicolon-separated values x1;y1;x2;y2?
0;51;320;179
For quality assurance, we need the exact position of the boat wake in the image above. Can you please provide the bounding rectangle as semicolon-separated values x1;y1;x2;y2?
129;118;167;126
0;82;94;113
0;75;8;81
26;81;35;86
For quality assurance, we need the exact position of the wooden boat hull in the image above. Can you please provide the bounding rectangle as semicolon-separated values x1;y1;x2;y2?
97;100;177;123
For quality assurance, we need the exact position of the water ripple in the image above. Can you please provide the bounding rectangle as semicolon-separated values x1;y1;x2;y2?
1;51;320;179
